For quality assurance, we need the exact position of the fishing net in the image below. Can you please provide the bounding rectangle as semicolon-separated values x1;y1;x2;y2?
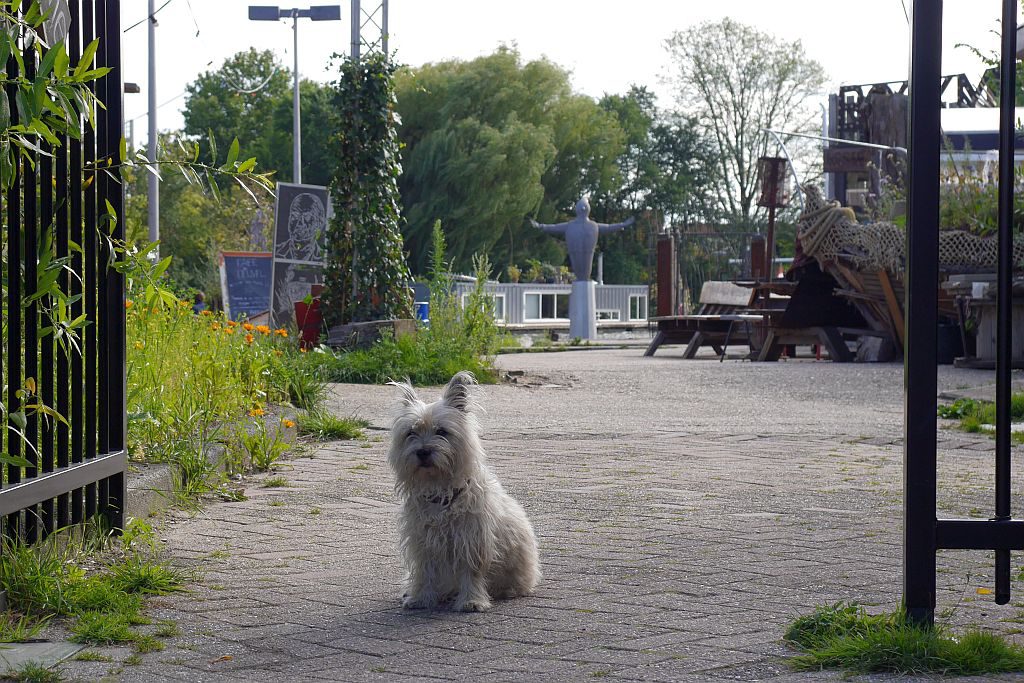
796;185;1023;272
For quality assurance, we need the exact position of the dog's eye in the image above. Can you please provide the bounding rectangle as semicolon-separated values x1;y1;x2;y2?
436;428;448;439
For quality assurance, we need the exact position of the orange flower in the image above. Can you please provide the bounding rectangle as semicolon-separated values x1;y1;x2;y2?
224;327;235;335
210;322;221;331
299;347;307;353
282;419;296;428
274;328;288;338
249;407;265;417
256;325;271;335
200;309;212;316
124;299;133;309
227;320;238;328
245;333;255;344
242;322;254;331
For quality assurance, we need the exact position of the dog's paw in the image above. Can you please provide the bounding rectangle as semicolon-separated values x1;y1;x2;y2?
401;594;432;609
453;598;491;612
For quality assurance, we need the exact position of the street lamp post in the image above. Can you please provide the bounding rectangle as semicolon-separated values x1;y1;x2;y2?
248;5;341;185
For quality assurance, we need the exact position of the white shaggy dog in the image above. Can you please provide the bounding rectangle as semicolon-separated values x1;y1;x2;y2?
387;371;541;612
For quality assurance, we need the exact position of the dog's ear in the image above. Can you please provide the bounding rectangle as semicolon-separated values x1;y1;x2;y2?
387;379;420;407
441;371;477;412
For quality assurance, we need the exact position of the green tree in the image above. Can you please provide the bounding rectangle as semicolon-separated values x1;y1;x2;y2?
183;50;340;188
394;46;626;274
593;87;719;283
182;49;289;172
267;79;338;187
664;18;827;226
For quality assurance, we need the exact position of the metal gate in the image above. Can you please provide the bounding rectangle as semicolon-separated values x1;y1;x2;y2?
0;1;125;542
904;0;1022;624
678;230;757;312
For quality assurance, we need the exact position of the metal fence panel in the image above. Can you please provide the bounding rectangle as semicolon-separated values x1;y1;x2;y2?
0;1;126;542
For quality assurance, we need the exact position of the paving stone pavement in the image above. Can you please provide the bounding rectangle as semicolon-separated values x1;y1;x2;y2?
60;348;1024;681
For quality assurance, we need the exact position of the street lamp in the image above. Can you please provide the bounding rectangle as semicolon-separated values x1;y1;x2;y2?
248;5;341;185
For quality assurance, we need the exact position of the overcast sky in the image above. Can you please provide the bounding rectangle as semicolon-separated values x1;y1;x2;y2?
121;0;1009;145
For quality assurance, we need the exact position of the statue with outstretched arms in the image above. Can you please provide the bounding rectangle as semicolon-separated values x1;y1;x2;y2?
529;197;635;281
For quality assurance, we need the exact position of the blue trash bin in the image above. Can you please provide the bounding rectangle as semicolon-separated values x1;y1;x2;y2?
414;301;430;326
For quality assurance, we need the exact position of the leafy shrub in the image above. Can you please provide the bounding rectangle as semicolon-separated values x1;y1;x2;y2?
312;221;502;385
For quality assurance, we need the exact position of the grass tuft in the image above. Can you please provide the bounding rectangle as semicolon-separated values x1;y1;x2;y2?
0;611;48;643
106;554;188;596
71;651;114;663
261;476;290;488
3;661;62;683
297;411;368;440
938;395;1024;436
785;603;1024;675
70;611;135;645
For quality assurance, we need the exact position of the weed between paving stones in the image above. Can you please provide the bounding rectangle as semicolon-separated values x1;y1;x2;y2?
938;394;1024;443
785;602;1024;675
0;519;187;663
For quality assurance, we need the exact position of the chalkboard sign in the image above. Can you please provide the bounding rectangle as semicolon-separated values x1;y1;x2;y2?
219;252;273;321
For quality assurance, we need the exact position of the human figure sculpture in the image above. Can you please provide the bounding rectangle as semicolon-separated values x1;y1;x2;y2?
529;198;635;281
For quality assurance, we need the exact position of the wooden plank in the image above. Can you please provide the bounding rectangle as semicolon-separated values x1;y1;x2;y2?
699;281;755;308
817;326;854;362
683;332;705;359
756;329;779;361
877;269;905;347
643;331;666;357
823;146;879;173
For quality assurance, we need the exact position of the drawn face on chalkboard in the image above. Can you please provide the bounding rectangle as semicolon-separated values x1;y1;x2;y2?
280;193;326;261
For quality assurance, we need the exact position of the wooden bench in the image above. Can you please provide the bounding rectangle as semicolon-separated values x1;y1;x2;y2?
644;281;758;358
748;269;883;362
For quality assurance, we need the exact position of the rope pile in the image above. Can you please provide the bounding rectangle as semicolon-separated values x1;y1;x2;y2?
796;185;1024;272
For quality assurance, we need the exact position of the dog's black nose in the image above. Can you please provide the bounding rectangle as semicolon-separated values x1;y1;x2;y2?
416;449;432;464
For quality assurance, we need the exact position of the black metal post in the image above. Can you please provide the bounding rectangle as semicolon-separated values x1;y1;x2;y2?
82;0;98;521
904;0;942;627
69;0;85;526
994;0;1017;606
22;0;38;543
4;37;22;539
95;0;111;522
102;0;126;532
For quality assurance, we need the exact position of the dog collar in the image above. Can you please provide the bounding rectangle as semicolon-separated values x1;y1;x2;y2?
428;482;468;507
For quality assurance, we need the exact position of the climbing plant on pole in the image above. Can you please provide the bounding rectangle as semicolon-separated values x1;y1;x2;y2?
323;53;413;325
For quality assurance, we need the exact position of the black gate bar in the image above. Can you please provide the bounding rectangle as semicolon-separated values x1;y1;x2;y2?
905;0;1023;625
904;0;941;627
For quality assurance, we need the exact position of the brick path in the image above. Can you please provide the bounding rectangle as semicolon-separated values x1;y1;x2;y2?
61;348;1024;681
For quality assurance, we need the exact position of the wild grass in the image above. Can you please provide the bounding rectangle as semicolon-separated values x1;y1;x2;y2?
0;523;187;655
2;661;62;683
0;611;48;643
297;411;368;440
785;602;1024;675
126;298;320;495
71;651;113;662
938;395;1024;441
